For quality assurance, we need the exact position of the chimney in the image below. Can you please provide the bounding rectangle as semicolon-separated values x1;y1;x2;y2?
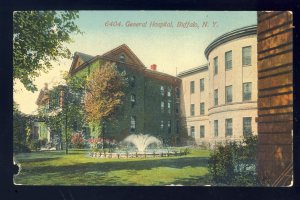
44;83;48;91
150;64;157;71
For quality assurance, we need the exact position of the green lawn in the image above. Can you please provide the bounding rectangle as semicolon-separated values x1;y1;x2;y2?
14;149;211;186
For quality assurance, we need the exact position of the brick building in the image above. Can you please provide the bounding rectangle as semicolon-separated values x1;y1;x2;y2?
257;11;293;186
45;44;182;145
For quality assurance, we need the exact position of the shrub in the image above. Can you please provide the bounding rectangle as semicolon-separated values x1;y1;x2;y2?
208;135;258;186
28;139;41;151
71;133;85;149
184;148;191;155
39;138;48;147
13;142;31;153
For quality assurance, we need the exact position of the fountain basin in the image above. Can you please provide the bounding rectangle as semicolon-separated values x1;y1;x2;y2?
89;150;186;159
89;134;185;159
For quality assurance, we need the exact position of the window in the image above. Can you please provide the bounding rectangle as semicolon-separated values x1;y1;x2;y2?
167;100;171;114
191;126;195;137
130;76;136;87
243;82;252;101
243;117;252;136
225;85;232;103
200;102;205;115
242;46;252;66
214;56;218;75
46;99;50;109
131;94;136;108
175;102;179;114
190;81;195;94
168;120;171;133
190;104;195;116
160;120;164;130
130;116;136;132
214;89;218;106
200;126;205;138
167;87;171;97
160;86;164;96
161;101;164;112
225;118;233;137
176;87;180;98
225;50;232;70
214;120;218;137
200;78;205;91
119;54;125;62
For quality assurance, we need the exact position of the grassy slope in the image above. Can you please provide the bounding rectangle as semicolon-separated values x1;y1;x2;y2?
14;149;211;186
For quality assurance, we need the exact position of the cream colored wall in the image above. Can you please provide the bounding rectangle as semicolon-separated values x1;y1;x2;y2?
180;34;257;146
180;70;210;144
208;102;257;143
209;35;257;107
208;35;258;144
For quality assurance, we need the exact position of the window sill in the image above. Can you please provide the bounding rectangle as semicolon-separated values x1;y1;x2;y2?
242;99;252;102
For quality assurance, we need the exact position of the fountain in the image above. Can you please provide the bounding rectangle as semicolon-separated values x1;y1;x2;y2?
123;134;162;153
89;134;185;159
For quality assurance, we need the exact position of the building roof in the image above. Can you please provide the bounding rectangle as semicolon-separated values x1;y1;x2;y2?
69;44;147;76
74;52;94;62
204;25;257;59
102;44;145;68
144;68;181;84
177;64;208;78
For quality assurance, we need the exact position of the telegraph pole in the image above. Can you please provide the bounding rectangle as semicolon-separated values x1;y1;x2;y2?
64;87;69;154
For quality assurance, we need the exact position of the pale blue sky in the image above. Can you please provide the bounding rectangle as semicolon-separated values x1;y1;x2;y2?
14;11;257;114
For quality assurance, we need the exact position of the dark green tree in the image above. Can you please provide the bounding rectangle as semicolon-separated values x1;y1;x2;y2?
13;11;81;92
208;135;258;186
42;73;87;154
13;102;31;153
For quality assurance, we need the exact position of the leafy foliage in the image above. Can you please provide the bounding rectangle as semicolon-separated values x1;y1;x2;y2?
42;83;86;153
71;133;85;149
84;62;128;123
208;135;258;186
13;11;81;92
13;103;31;153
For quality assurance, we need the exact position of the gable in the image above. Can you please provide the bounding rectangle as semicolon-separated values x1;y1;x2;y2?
69;52;94;75
74;57;84;69
101;44;145;68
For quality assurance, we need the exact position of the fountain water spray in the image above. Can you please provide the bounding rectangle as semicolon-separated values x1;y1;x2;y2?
123;134;162;153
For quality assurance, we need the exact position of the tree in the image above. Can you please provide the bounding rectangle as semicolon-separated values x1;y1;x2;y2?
84;62;127;146
13;102;31;153
208;135;258;186
13;11;81;92
84;62;128;124
42;82;85;154
62;72;87;153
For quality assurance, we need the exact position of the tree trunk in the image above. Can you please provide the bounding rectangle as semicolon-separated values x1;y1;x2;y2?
65;105;68;154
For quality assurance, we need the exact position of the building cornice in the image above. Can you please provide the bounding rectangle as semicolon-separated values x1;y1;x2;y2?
208;101;257;111
204;25;257;59
177;64;208;78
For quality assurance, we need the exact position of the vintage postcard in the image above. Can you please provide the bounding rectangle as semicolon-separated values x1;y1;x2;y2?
13;11;293;186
